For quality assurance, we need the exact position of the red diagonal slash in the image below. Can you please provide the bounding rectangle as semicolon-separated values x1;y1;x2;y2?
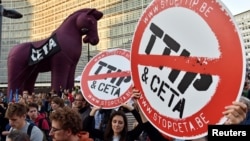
87;71;131;81
135;55;222;75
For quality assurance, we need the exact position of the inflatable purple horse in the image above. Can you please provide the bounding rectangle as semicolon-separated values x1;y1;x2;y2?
7;8;103;95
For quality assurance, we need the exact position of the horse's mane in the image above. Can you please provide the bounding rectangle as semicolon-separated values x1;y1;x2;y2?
62;8;92;23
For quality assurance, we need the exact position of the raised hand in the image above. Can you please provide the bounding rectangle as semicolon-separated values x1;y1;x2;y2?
223;101;247;125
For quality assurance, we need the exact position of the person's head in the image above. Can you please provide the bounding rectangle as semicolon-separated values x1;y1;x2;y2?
5;103;27;129
63;89;68;93
27;102;39;120
37;93;42;99
50;89;57;94
72;91;76;98
6;130;30;141
41;92;46;99
49;106;82;141
18;97;27;105
63;93;68;100
50;89;58;97
71;102;79;112
27;95;34;104
51;97;64;111
22;90;29;99
74;93;88;109
104;110;128;141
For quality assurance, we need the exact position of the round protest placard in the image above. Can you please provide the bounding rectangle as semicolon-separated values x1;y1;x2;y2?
131;0;245;139
81;48;133;109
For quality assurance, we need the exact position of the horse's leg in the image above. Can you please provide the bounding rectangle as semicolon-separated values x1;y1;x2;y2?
67;65;77;92
51;63;70;97
8;58;28;97
23;71;39;94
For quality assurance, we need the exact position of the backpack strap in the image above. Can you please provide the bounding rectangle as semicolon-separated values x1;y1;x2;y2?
27;123;34;137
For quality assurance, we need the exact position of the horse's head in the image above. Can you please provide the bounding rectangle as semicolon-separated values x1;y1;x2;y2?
76;9;103;45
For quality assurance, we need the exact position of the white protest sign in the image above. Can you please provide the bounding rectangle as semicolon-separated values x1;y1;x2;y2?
81;49;133;109
131;0;245;139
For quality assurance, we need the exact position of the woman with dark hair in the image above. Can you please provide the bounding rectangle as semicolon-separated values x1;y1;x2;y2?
104;110;128;141
83;103;143;141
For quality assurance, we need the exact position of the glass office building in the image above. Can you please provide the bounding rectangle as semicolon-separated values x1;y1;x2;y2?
234;10;250;71
0;0;152;87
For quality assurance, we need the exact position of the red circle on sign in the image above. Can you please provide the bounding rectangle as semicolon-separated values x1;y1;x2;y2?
131;0;245;139
81;49;133;109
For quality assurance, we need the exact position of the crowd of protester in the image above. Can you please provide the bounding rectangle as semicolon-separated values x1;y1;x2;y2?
0;83;249;141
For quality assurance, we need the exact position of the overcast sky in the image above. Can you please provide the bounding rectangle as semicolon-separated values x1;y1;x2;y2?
220;0;250;15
